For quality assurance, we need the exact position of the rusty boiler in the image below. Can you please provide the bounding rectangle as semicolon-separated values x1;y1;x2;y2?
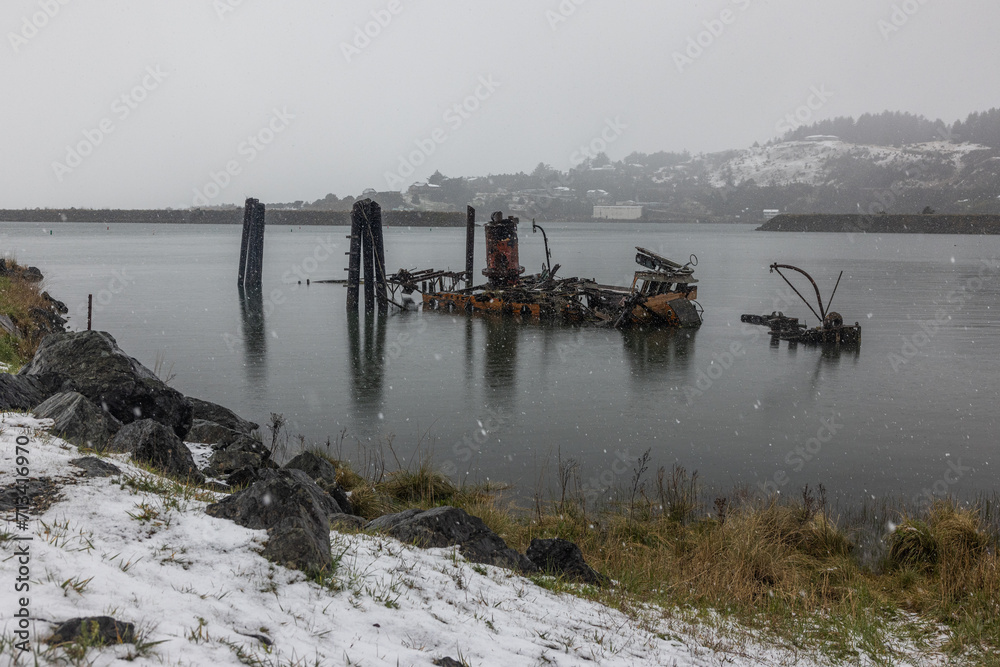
482;211;525;287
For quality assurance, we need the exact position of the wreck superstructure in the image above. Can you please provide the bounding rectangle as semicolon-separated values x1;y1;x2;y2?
386;211;702;329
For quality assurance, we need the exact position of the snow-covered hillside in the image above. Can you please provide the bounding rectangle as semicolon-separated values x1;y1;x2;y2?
654;139;995;190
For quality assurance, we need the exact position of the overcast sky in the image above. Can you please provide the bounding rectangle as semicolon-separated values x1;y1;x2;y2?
2;0;998;209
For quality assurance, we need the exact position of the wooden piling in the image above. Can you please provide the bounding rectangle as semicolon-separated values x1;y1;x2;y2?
466;205;475;288
244;201;266;290
347;202;364;311
362;211;375;313
369;200;388;314
237;198;255;286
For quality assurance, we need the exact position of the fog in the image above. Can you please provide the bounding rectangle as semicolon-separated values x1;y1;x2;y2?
3;0;998;208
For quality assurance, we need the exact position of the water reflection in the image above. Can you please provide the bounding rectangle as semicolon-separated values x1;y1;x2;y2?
483;316;519;412
237;286;267;393
622;327;697;376
347;310;387;418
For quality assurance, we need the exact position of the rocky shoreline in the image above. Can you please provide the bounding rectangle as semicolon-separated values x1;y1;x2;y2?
1;328;607;659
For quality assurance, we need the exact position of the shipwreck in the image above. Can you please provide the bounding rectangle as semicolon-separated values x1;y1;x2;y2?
741;263;861;346
382;210;702;329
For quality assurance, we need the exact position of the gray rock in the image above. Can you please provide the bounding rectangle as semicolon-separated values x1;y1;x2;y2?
187;419;246;447
0;314;20;338
283;451;353;515
187;397;258;435
526;538;608;586
225;466;262;489
433;659;465;667
0;373;75;411
367;506;537;573
19;331;193;438
206;469;343;572
69;457;122;478
329;513;365;531
34;391;121;449
262;515;332;572
206;447;266;477
20;266;43;283
48;616;135;645
110;419;203;482
0;478;61;513
206;469;347;529
41;292;68;314
28;306;66;336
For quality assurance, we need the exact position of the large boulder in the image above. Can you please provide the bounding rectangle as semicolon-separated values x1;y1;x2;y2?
187;419;247;448
367;506;537;573
33;391;122;449
283;451;353;515
526;538;608;586
187;397;258;435
19;331;192;438
206;469;347;572
204;435;275;480
110;419;203;482
0;373;75;411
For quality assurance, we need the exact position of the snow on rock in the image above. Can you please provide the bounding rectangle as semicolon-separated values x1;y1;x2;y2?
0;413;933;666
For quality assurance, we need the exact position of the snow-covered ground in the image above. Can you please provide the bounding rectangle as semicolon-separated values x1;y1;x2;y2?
0;413;947;666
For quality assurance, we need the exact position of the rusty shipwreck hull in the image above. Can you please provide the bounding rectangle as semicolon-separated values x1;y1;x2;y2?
405;214;703;329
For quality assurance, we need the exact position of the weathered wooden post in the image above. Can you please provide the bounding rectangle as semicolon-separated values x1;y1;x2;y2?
370;201;388;315
347;203;363;312
244;201;266;290
361;207;375;314
237;198;255;286
347;198;387;314
466;205;475;288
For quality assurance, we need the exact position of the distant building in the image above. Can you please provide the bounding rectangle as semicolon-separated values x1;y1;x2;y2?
593;205;643;220
804;135;839;142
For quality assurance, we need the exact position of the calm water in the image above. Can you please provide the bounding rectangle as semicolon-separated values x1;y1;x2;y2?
3;221;998;503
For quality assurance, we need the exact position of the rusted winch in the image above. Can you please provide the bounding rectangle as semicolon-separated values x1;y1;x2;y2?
482;211;525;287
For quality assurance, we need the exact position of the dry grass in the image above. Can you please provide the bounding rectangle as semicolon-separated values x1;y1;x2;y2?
0;256;51;368
313;441;999;663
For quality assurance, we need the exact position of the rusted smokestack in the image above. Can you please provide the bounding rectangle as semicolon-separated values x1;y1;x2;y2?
482;211;524;288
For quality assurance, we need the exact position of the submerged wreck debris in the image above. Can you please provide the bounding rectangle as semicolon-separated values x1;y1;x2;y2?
741;263;861;346
385;210;702;329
